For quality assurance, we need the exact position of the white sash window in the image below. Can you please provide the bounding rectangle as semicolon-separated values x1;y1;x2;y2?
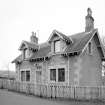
25;49;29;58
50;69;56;81
58;68;65;82
21;69;30;82
54;40;60;52
49;68;65;82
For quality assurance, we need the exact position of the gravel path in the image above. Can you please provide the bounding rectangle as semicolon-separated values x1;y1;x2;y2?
0;89;104;105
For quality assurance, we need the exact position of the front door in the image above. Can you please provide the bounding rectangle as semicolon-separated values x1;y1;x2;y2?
36;71;42;84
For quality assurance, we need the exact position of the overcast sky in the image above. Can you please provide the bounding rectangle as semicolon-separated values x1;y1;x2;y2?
0;0;105;71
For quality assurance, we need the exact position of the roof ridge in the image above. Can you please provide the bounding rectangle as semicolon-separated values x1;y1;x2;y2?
12;29;98;63
39;42;50;48
68;29;96;37
24;40;38;45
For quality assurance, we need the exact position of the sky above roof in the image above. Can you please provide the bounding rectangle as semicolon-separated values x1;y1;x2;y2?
0;0;105;71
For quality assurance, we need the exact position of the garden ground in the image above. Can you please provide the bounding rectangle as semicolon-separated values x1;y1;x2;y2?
0;89;104;105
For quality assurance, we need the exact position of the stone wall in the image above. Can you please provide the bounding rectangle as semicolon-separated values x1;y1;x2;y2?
78;35;102;86
16;34;103;87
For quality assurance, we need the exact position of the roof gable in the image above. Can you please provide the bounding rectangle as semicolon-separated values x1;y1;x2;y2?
93;31;105;58
80;29;105;58
12;29;105;63
19;41;39;50
30;43;51;59
64;30;96;53
19;41;27;50
48;30;73;44
12;55;22;63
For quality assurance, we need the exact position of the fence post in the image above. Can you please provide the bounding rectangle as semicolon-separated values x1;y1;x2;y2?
74;86;75;99
0;79;105;101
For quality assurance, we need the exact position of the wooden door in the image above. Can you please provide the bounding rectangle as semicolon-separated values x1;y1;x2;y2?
36;71;42;84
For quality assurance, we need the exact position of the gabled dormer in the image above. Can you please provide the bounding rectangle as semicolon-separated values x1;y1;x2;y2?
48;30;73;54
19;32;39;60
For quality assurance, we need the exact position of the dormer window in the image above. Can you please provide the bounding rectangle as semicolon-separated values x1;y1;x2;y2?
48;30;73;54
23;49;31;59
54;40;60;53
25;49;28;58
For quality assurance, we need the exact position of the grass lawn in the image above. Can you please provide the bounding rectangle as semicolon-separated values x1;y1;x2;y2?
0;89;104;105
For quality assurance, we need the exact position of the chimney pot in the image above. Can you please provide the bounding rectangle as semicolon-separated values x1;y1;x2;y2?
85;8;94;32
30;31;38;44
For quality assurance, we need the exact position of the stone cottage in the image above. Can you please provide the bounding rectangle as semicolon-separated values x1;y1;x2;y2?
12;8;105;86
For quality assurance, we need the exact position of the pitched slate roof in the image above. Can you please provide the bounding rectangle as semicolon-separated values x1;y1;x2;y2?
48;30;72;43
12;43;51;63
12;55;22;63
12;29;97;63
19;41;39;50
54;30;72;42
30;43;51;59
65;29;96;53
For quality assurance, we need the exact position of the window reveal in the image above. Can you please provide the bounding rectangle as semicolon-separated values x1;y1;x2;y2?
21;71;25;81
26;71;30;81
23;49;31;59
21;70;30;81
50;69;56;81
50;68;65;82
88;42;92;54
58;68;65;82
102;62;105;76
54;40;60;52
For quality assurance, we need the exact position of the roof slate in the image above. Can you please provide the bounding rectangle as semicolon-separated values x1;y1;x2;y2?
31;43;51;59
65;30;95;53
12;29;97;63
53;30;72;42
12;55;22;63
19;41;39;50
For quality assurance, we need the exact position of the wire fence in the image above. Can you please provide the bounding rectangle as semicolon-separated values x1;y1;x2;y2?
0;79;105;100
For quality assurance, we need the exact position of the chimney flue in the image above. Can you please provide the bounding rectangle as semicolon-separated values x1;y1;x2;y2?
85;8;94;32
30;31;38;44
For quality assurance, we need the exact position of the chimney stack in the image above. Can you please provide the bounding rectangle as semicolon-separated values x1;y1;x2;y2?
30;32;38;44
85;8;94;32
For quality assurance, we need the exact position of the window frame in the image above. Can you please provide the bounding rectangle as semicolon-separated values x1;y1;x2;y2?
102;62;105;77
88;42;92;55
54;40;61;53
49;66;66;83
20;69;31;82
50;69;56;81
58;68;65;82
21;71;25;81
26;71;30;81
23;48;31;59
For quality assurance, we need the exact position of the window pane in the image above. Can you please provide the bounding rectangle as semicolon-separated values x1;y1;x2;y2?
50;69;56;81
25;49;29;58
58;68;65;82
102;62;105;76
26;71;30;81
88;42;92;54
54;40;60;52
21;71;25;81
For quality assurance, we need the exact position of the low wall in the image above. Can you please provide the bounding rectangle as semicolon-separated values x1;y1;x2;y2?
0;79;105;100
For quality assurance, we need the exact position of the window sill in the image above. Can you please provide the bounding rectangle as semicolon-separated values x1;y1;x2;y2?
23;58;30;61
20;81;30;83
48;52;64;56
49;80;66;84
88;53;93;56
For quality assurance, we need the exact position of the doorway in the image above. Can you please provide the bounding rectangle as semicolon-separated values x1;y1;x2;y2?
36;71;42;84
